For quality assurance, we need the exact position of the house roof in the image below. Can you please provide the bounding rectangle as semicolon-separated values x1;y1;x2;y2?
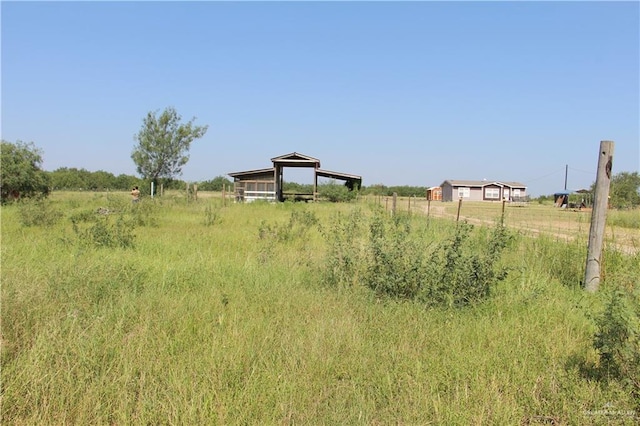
441;179;527;189
271;152;321;168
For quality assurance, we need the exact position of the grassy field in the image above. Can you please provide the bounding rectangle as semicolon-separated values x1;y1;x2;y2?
2;191;639;424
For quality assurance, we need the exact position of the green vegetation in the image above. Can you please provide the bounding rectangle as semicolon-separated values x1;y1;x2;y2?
593;171;640;210
0;140;50;203
2;192;639;424
131;106;209;187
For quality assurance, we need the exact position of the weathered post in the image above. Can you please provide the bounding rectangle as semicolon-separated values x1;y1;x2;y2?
392;192;397;216
501;199;506;226
222;185;226;207
426;198;431;226
456;197;463;222
194;184;198;201
584;141;614;292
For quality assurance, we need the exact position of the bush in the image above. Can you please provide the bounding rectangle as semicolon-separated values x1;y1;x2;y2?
17;198;62;227
593;287;640;395
365;211;425;299
420;221;511;308
70;215;136;249
319;208;366;288
320;207;513;307
258;210;318;243
318;181;358;202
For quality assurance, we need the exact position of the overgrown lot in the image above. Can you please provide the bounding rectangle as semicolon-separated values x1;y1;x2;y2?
2;192;638;424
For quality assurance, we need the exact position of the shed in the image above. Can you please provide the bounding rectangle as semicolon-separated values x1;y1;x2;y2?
426;187;442;201
229;152;362;202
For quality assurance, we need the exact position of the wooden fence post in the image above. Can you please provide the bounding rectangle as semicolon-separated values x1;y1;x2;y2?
392;192;397;216
584;141;614;292
456;197;463;222
426;198;431;226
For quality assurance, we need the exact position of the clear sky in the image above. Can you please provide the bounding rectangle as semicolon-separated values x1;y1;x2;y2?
2;1;639;196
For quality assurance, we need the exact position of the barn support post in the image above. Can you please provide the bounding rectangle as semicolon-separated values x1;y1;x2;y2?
584;140;614;293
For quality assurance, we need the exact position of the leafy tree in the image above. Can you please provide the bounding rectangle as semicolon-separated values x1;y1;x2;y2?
610;172;640;209
318;180;358;202
48;167;89;190
131;107;208;188
198;175;232;191
0;140;50;203
590;171;640;209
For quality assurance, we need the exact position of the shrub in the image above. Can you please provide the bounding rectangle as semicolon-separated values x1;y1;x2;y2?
319;208;513;307
258;210;318;243
70;215;135;249
127;199;159;227
17;198;62;227
203;204;220;226
420;221;511;308
318;208;366;288
593;287;640;395
318;181;358;202
365;211;425;299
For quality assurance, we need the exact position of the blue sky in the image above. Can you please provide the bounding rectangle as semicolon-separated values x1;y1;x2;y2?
2;1;638;196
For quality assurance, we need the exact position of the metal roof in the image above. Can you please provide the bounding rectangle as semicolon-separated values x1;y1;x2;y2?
270;152;321;168
316;169;362;182
228;167;275;178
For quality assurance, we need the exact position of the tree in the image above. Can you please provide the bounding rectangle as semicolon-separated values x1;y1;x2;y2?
610;171;640;209
198;175;232;191
1;140;50;203
590;171;640;209
131;107;208;188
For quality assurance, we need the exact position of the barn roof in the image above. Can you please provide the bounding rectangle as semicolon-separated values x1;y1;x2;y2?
271;152;321;168
228;167;275;178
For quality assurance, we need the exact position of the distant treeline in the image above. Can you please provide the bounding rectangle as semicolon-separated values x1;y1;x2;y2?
46;168;431;197
46;168;233;193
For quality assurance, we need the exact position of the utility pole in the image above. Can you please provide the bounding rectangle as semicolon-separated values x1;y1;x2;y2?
564;164;568;190
584;141;614;292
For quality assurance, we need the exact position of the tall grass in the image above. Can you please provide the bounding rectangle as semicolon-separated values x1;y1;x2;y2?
1;192;638;424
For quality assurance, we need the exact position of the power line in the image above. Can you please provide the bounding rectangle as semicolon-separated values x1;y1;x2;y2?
568;166;595;176
522;167;565;184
